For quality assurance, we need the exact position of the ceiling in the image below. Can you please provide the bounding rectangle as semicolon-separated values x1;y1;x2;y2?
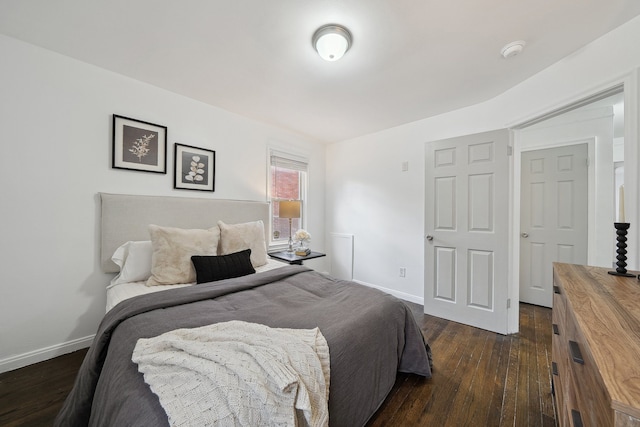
2;1;640;143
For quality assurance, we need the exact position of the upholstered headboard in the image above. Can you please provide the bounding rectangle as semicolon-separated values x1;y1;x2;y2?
100;193;270;273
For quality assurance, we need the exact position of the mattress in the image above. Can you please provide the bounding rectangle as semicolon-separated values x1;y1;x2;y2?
105;258;287;312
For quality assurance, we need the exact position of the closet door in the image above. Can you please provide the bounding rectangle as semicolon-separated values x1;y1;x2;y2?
520;144;588;308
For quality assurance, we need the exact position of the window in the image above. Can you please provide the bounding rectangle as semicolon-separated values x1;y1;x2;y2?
269;150;308;248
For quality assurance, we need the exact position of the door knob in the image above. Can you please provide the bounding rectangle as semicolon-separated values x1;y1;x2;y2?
426;235;434;241
521;232;529;238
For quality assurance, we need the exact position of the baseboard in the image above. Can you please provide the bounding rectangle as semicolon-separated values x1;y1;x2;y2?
0;335;94;374
354;280;424;305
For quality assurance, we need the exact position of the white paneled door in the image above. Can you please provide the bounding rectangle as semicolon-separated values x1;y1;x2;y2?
520;144;588;307
425;129;510;334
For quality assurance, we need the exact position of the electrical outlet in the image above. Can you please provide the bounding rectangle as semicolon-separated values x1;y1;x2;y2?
399;267;406;277
401;161;409;172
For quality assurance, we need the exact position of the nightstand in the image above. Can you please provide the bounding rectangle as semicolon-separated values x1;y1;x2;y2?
268;251;326;265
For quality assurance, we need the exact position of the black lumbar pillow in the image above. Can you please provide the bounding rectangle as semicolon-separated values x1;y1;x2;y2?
191;249;256;284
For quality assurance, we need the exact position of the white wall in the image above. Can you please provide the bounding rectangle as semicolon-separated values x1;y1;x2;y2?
326;14;640;324
0;34;327;372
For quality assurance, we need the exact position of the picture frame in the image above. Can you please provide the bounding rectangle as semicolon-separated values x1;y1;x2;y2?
112;114;167;173
174;143;216;192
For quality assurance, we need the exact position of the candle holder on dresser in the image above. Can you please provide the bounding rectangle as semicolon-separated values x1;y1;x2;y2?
608;222;635;277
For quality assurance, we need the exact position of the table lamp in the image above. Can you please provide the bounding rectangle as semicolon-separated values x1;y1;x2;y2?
279;200;301;252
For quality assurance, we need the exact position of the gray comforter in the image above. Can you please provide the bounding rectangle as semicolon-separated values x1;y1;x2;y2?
55;266;432;427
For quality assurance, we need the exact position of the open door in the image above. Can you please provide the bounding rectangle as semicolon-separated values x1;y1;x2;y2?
425;129;510;334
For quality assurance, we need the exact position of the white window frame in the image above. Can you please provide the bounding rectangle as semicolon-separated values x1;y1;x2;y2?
267;149;309;250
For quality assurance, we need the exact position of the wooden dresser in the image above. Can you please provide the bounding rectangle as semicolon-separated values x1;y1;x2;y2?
552;263;640;427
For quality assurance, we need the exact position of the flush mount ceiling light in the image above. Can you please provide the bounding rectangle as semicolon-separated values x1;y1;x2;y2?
501;40;526;59
312;24;352;61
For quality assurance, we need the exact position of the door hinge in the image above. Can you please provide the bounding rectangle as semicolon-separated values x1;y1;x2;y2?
507;145;513;156
507;298;511;309
586;157;590;167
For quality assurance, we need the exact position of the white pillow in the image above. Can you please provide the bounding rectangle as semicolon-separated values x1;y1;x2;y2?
218;220;267;268
110;241;153;286
147;225;220;286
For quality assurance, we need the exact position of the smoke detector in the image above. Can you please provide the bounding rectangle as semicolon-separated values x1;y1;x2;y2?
501;40;526;59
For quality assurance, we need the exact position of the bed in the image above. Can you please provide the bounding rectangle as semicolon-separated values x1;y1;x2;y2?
55;193;432;427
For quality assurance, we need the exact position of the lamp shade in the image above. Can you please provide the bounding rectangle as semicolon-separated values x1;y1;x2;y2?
279;200;301;219
313;24;352;61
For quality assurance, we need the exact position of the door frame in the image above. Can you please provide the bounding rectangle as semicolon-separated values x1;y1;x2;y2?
514;103;620;287
506;72;638;333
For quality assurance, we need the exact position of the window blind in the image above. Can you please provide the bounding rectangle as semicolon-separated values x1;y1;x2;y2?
270;154;308;172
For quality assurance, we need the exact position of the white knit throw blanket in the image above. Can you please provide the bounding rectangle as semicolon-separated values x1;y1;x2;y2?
132;320;330;427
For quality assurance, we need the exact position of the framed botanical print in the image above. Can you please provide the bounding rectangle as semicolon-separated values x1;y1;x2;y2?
174;143;216;192
112;115;167;173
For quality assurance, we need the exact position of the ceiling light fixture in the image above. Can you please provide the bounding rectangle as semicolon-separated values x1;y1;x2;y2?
312;24;352;61
501;40;526;59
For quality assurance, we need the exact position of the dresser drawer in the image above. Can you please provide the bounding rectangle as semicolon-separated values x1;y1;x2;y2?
565;307;613;427
553;363;569;427
552;283;566;331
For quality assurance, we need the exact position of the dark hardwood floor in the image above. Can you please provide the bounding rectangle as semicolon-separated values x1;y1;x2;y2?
367;302;555;426
0;348;87;427
0;303;554;427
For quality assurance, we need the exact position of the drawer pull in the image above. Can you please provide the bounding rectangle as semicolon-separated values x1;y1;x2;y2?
552;324;559;335
569;340;584;364
552;361;558;376
571;409;583;427
553;285;561;294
